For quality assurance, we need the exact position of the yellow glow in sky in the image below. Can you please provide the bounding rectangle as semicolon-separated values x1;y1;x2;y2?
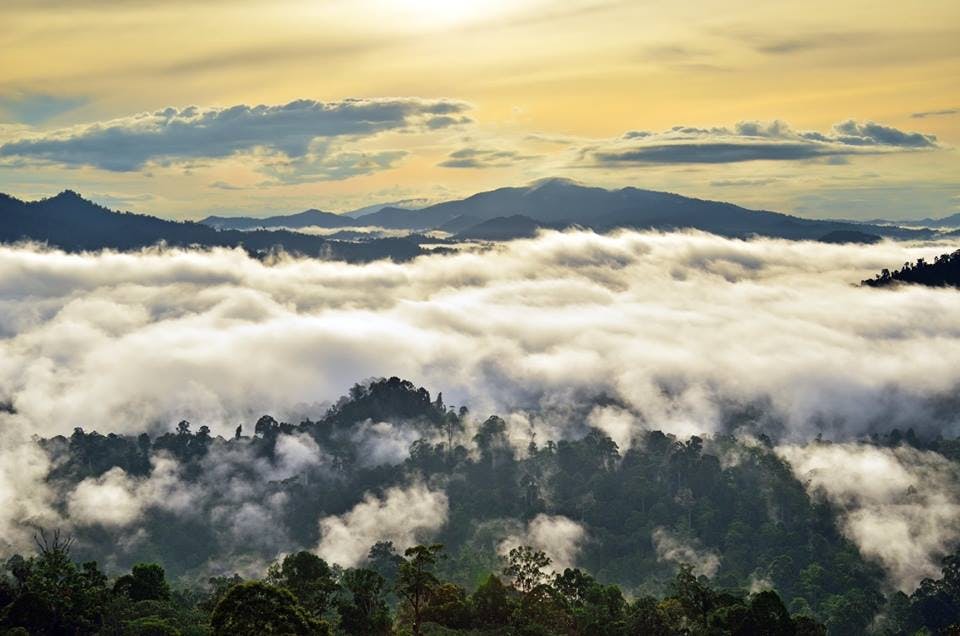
0;0;957;220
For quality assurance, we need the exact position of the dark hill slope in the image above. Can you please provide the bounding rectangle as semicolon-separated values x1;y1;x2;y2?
352;179;930;241
0;191;425;262
201;209;355;230
863;249;960;288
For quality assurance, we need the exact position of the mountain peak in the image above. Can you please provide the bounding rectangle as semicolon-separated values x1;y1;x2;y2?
50;189;87;203
527;177;583;191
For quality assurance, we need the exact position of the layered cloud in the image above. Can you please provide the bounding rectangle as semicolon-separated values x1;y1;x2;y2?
0;230;959;583
778;443;960;591
439;147;537;169
497;514;587;572
652;526;721;578
0;98;470;173
1;231;960;441
314;482;449;568
587;120;939;166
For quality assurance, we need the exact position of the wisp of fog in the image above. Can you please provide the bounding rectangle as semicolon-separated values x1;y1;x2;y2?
1;229;959;590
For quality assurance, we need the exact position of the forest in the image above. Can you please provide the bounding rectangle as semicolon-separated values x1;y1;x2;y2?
2;378;959;634
863;249;960;288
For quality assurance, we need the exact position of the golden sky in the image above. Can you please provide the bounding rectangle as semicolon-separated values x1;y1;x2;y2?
0;0;958;219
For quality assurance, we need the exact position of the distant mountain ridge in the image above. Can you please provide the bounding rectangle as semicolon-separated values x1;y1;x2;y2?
201;208;355;230
0;191;426;262
862;212;960;229
196;178;930;241
1;182;936;258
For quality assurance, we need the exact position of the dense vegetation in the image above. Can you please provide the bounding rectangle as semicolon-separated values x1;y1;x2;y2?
863;249;960;288
3;531;959;634
3;378;959;633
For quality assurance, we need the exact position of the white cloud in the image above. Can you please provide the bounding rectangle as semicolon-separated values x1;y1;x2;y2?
777;443;960;591
314;482;449;567
0;98;470;172
652;526;721;578
1;232;959;443
498;514;587;572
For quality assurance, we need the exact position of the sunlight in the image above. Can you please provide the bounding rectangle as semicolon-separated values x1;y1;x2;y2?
385;0;505;27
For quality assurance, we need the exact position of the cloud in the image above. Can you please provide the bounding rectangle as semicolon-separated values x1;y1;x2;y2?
587;119;938;166
438;147;537;169
652;526;721;577
259;147;409;184
0;93;88;125
710;178;779;187
67;455;189;527
746;32;871;55
0;419;60;555
0;232;959;584
777;443;960;591
2;232;960;444
498;514;587;571
0;98;470;172
911;108;959;119
314;482;449;568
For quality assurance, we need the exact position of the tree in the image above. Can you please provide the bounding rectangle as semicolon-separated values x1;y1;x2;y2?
470;574;512;628
421;582;472;630
2;531;110;634
336;568;391;635
396;544;444;636
210;581;325;636
668;564;715;629
114;563;171;602
503;546;551;595
367;541;404;585
627;595;672;635
741;590;794;635
266;551;338;619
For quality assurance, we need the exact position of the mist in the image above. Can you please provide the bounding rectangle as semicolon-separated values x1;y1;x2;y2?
1;230;959;589
1;231;958;442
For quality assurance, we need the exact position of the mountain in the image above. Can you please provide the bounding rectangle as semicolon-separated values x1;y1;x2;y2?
436;214;483;234
200;208;355;230
343;197;433;219
863;212;960;228
455;214;546;240
0;191;426;262
818;229;882;244
345;178;931;241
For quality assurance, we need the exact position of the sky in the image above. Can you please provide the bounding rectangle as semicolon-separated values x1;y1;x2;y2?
0;0;958;220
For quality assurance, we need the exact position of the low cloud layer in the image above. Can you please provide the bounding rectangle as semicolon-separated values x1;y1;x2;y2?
652;526;721;578
588;120;938;166
777;443;960;591
498;514;587;572
1;231;959;442
314;482;449;568
0;98;469;172
0;230;958;585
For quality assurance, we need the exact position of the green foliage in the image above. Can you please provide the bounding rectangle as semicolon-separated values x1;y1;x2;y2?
114;563;172;602
502;547;551;595
266;551;338;619
210;581;326;636
336;568;391;635
11;379;960;634
397;544;445;635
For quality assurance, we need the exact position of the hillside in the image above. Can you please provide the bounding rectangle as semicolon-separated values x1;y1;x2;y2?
350;179;930;241
0;191;425;262
12;376;958;635
455;214;546;240
863;249;960;287
200;208;355;230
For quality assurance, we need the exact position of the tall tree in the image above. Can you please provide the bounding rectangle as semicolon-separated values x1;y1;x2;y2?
396;544;444;636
